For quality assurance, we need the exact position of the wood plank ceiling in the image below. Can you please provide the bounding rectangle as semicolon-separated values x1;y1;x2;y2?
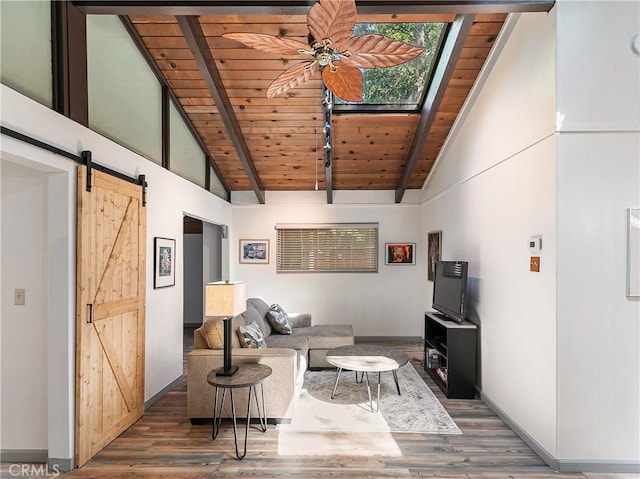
107;2;553;203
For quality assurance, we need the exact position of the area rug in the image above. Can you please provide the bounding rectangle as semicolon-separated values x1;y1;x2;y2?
277;362;461;435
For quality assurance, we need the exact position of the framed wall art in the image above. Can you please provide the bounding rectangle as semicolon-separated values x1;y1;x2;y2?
385;243;416;265
427;230;442;281
154;237;176;288
240;239;270;264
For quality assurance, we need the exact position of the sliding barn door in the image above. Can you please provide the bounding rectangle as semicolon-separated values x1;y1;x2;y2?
76;165;146;467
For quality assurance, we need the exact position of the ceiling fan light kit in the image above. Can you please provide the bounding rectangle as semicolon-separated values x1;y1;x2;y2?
223;0;425;102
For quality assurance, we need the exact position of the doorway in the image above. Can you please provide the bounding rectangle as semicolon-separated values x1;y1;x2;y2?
183;215;223;328
1;155;75;470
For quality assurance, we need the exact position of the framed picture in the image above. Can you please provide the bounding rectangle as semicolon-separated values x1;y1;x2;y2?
154;237;175;289
427;231;442;281
240;239;270;264
385;243;416;265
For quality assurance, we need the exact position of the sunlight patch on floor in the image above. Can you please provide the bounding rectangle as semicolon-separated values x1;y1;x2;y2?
277;430;402;456
277;388;391;432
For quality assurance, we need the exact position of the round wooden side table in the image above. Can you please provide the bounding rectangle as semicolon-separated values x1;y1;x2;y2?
206;363;272;460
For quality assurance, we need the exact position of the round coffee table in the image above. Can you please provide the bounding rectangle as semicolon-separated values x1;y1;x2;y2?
325;344;409;412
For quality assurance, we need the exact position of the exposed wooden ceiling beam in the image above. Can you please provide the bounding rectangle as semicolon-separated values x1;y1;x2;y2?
120;16;231;200
177;15;265;204
75;0;554;15
52;1;88;126
395;14;474;203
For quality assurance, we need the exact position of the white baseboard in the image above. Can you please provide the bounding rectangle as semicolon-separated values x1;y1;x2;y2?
144;374;184;410
355;336;422;343
481;392;558;469
49;457;74;473
481;392;640;474
0;449;47;463
556;460;640;474
0;450;74;472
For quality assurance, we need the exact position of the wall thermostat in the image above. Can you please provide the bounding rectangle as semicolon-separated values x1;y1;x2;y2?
529;235;542;253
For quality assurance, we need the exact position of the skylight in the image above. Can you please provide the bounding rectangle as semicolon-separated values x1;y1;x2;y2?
334;22;447;111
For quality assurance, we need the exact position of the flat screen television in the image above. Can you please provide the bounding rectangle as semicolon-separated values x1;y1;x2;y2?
432;261;469;323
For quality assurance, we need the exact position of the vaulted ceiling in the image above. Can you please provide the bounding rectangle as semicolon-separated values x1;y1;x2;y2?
76;1;554;204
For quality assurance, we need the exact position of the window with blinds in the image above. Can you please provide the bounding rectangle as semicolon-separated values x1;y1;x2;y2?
276;223;378;273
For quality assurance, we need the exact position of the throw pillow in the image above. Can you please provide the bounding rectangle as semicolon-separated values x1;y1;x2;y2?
201;319;224;349
266;303;293;335
246;302;272;338
237;321;267;348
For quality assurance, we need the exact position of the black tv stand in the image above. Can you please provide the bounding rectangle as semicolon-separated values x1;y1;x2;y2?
424;311;477;399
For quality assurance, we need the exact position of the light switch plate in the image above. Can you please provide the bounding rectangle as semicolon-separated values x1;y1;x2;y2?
14;288;25;305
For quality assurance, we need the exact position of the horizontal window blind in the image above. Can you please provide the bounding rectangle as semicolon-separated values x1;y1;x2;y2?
276;224;378;273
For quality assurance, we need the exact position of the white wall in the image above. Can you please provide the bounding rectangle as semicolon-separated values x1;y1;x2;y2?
0;84;233;465
555;0;640;468
421;10;558;455
423;1;640;471
1;162;50;451
557;133;640;465
1;144;76;463
231;193;424;338
556;1;640;133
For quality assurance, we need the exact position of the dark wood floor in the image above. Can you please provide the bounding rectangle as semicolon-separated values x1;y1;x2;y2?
53;329;595;478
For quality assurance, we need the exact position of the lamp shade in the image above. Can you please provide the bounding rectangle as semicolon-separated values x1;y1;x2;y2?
205;281;247;318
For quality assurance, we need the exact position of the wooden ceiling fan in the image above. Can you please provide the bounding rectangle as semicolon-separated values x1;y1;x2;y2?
223;0;425;102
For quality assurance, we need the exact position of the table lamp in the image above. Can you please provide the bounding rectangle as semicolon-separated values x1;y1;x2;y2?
205;280;247;376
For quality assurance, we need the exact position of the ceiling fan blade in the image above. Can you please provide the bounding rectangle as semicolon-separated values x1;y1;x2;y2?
322;64;363;102
267;61;319;98
307;0;357;48
339;35;425;69
223;32;311;55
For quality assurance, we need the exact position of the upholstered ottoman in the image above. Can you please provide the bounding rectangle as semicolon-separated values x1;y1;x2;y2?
292;324;354;368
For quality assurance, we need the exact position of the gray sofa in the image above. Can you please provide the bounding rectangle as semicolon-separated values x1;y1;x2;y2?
246;297;354;368
187;297;353;423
